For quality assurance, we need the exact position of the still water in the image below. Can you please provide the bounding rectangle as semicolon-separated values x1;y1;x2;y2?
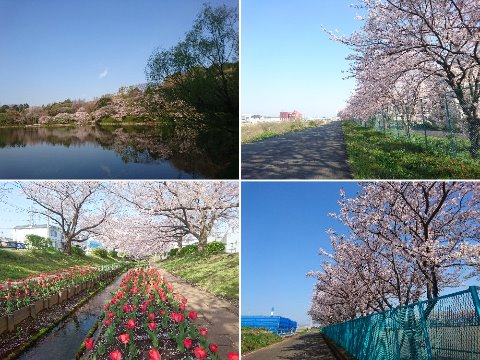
0;125;229;179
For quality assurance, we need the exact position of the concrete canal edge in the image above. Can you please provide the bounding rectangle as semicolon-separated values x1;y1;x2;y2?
3;271;126;360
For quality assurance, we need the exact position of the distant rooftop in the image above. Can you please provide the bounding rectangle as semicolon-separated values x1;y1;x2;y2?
13;224;60;230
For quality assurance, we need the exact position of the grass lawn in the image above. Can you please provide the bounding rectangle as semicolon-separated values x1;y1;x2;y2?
241;328;283;354
242;120;326;144
0;249;120;282
158;253;239;301
343;123;480;179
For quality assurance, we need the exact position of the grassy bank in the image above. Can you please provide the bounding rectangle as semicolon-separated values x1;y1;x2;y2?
241;328;283;354
343;123;480;179
158;252;239;301
0;249;120;281
242;120;325;144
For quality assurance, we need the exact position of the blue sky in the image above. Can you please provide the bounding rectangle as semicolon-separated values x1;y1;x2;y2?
241;181;479;327
0;0;237;106
241;181;360;326
241;0;363;118
0;185;35;239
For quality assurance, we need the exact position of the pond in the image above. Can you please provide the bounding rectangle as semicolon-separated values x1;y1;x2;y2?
0;125;237;179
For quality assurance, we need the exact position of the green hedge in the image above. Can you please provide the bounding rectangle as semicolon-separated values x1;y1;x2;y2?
71;246;86;256
205;241;225;255
177;244;198;257
91;248;108;258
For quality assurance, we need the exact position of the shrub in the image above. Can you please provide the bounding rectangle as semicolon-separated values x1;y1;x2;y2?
71;246;85;256
24;234;52;250
92;248;108;258
177;244;198;257
96;96;112;109
108;249;118;258
169;248;179;257
205;241;225;255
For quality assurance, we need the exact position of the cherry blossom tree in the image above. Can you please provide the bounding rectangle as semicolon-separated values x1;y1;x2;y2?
113;181;239;252
17;182;116;255
309;182;480;324
334;0;480;155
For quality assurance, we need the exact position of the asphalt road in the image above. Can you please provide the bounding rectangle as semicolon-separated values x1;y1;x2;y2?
241;121;352;179
243;332;337;360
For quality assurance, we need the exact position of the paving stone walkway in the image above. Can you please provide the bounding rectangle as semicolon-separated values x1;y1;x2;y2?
242;121;352;179
156;267;239;360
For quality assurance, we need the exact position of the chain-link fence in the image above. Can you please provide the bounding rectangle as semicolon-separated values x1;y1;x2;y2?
321;286;480;360
352;87;480;159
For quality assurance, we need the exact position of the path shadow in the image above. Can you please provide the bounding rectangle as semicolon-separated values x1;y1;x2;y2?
276;333;336;360
242;121;352;179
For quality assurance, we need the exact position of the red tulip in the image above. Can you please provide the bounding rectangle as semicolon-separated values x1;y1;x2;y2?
149;349;161;360
188;311;197;320
200;328;208;336
170;312;185;323
84;338;94;350
183;338;193;349
104;303;110;310
109;350;122;360
105;319;111;326
148;322;157;331
194;346;207;359
209;344;218;353
160;310;165;316
148;312;155;321
140;304;147;312
118;333;130;344
179;303;186;311
125;318;136;330
108;312;115;319
228;352;239;360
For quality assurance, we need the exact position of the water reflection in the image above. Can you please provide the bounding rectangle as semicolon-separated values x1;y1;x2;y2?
0;124;235;179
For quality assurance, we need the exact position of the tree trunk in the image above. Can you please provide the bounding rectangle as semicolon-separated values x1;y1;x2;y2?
63;238;72;255
198;235;208;252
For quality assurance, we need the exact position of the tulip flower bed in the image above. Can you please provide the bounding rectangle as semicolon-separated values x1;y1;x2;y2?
84;267;236;360
0;264;124;334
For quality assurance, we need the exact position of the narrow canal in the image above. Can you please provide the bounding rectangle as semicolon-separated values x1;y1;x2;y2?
17;273;126;360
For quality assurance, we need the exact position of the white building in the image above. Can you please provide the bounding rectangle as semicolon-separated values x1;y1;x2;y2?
164;226;240;255
12;224;64;250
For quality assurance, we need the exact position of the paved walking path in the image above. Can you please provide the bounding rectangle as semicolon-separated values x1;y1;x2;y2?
243;331;336;360
156;267;239;360
242;121;352;179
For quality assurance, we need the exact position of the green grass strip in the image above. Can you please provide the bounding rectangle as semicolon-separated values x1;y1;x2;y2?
158;253;239;300
0;249;120;282
342;123;480;179
241;328;283;354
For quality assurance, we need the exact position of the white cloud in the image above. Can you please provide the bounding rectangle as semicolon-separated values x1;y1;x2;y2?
98;68;108;79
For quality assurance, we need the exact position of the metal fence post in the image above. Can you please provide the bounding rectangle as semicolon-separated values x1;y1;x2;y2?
470;286;480;321
418;303;433;360
444;93;456;155
420;98;428;148
392;307;401;359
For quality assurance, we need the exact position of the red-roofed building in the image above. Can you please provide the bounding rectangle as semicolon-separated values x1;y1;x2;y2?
280;110;303;121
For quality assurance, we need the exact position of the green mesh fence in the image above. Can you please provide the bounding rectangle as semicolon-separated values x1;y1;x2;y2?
321;286;480;360
351;87;480;159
